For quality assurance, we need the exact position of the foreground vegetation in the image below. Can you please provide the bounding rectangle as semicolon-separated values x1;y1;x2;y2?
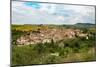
12;24;96;66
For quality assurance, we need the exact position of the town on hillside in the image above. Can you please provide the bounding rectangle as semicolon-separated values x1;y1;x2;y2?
15;26;89;45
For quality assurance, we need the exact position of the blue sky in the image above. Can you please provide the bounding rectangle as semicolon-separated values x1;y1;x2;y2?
12;1;95;24
24;2;41;9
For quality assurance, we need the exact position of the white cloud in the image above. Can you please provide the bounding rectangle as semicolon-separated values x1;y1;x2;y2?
12;1;95;24
39;3;56;14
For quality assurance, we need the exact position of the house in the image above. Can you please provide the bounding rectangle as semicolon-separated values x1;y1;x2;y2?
42;38;51;43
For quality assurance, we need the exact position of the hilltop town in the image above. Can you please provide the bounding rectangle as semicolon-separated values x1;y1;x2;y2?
16;27;88;45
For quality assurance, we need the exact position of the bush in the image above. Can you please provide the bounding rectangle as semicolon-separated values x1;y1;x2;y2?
12;34;96;66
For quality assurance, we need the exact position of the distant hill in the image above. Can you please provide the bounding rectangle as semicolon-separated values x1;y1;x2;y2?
74;23;95;28
75;23;95;25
